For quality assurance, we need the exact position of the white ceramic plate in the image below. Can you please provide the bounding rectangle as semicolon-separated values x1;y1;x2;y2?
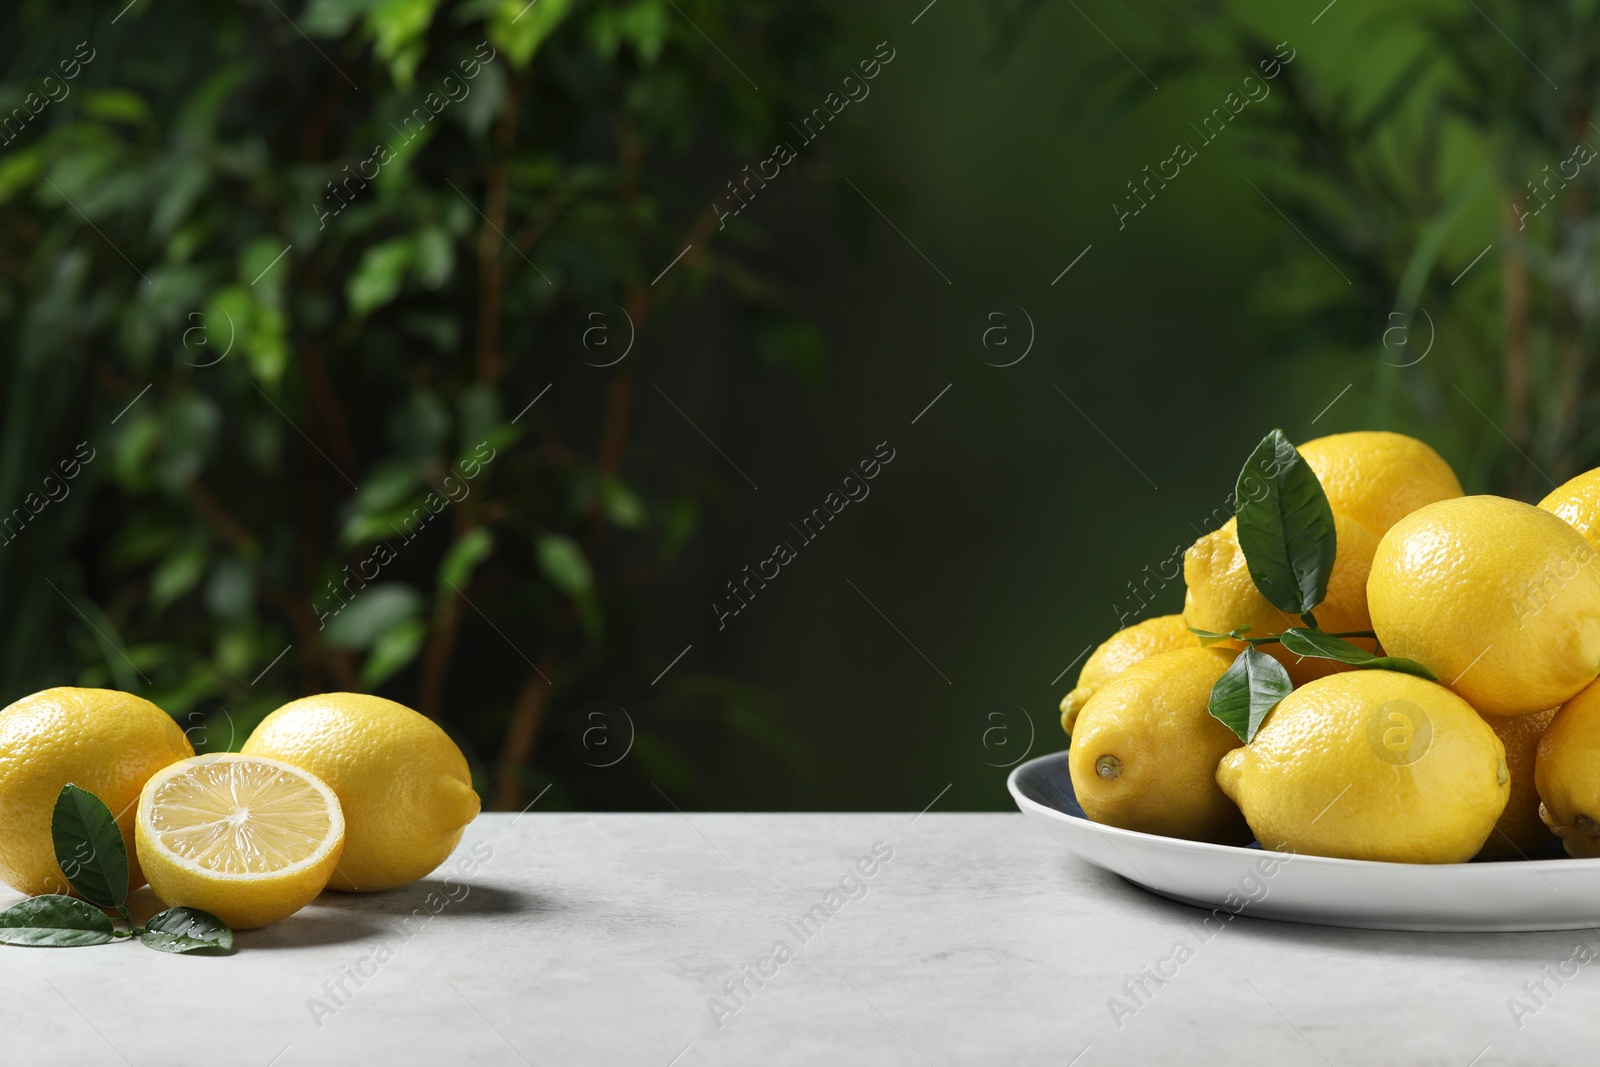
1008;750;1600;931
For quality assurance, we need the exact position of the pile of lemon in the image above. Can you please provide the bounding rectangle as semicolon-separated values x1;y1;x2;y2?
1061;430;1600;864
0;689;480;928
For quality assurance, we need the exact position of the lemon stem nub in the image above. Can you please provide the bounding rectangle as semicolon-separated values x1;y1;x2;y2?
1578;815;1600;838
1095;755;1122;780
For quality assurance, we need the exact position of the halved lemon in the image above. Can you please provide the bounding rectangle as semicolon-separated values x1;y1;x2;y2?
135;754;345;930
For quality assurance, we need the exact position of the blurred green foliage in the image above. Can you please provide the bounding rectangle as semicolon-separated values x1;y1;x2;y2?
1098;0;1600;499
0;0;861;808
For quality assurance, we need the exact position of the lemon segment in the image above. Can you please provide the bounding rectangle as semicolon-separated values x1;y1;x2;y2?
136;754;344;929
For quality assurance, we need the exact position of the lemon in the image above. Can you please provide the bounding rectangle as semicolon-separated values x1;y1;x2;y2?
1067;646;1251;844
1538;467;1600;553
1059;615;1197;734
1183;514;1379;685
1216;671;1508;862
1298;430;1463;536
0;687;193;897
242;693;480;891
1536;679;1600;858
1478;708;1557;860
1368;495;1600;717
135;754;344;929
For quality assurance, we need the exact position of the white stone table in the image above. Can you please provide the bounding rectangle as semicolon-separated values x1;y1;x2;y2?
0;812;1593;1064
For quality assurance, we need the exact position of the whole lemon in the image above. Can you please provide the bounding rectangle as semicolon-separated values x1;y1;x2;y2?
1538;467;1600;552
242;694;480;891
1059;615;1197;735
1298;430;1463;536
1536;679;1600;858
0;688;193;897
1368;496;1600;717
1477;708;1557;860
1067;646;1250;845
1216;671;1507;863
1183;514;1379;685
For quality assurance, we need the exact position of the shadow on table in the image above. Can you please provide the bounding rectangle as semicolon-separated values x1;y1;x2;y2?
313;879;556;921
1071;859;1594;964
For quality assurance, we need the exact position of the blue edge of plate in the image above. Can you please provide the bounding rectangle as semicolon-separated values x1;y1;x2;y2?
1014;749;1568;862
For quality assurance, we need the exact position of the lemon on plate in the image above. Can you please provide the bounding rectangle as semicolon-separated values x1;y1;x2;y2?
1536;678;1600;858
1539;466;1600;552
0;687;193;897
136;754;344;929
1183;514;1379;686
1297;430;1463;536
243;693;480;892
1478;707;1557;860
1368;495;1600;717
1059;614;1197;734
1217;671;1508;863
1067;646;1251;845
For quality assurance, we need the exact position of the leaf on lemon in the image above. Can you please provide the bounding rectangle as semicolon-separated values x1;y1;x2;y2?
1278;628;1437;679
1208;648;1292;743
51;785;129;910
1234;429;1337;616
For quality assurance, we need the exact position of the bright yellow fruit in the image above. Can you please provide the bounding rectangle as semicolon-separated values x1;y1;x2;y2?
1536;679;1600;858
1216;671;1507;863
1478;708;1557;860
1067;646;1250;845
0;687;193;897
1368;495;1600;717
1539;467;1600;553
1298;430;1463;536
1059;615;1197;735
1183;514;1379;685
242;693;480;891
136;754;344;929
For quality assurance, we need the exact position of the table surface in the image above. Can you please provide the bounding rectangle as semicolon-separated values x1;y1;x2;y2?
0;811;1593;1065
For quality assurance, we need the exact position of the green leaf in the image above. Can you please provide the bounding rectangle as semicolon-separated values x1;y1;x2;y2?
360;617;427;687
1278;628;1437;680
347;238;414;316
537;534;592;595
1234;429;1337;616
139;907;234;955
1208;648;1292;744
51;785;128;910
439;527;493;592
491;0;575;67
322;583;423;649
1186;624;1251;647
0;895;116;947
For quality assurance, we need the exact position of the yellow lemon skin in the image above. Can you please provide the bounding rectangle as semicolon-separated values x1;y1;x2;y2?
0;688;193;897
1539;467;1600;553
1535;679;1600;858
1183;514;1379;686
1368;496;1600;717
242;693;480;891
1059;615;1198;735
1298;431;1463;537
1478;708;1558;860
136;755;345;930
1067;647;1250;845
1216;671;1508;863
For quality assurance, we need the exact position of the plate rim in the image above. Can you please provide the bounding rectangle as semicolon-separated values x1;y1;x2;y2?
1007;749;1600;874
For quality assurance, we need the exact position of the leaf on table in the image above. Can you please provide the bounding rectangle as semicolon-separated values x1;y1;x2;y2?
139;907;234;955
1233;428;1337;616
1208;648;1292;744
0;895;116;947
51;784;129;909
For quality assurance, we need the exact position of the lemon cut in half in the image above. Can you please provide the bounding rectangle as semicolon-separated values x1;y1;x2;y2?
135;754;345;930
